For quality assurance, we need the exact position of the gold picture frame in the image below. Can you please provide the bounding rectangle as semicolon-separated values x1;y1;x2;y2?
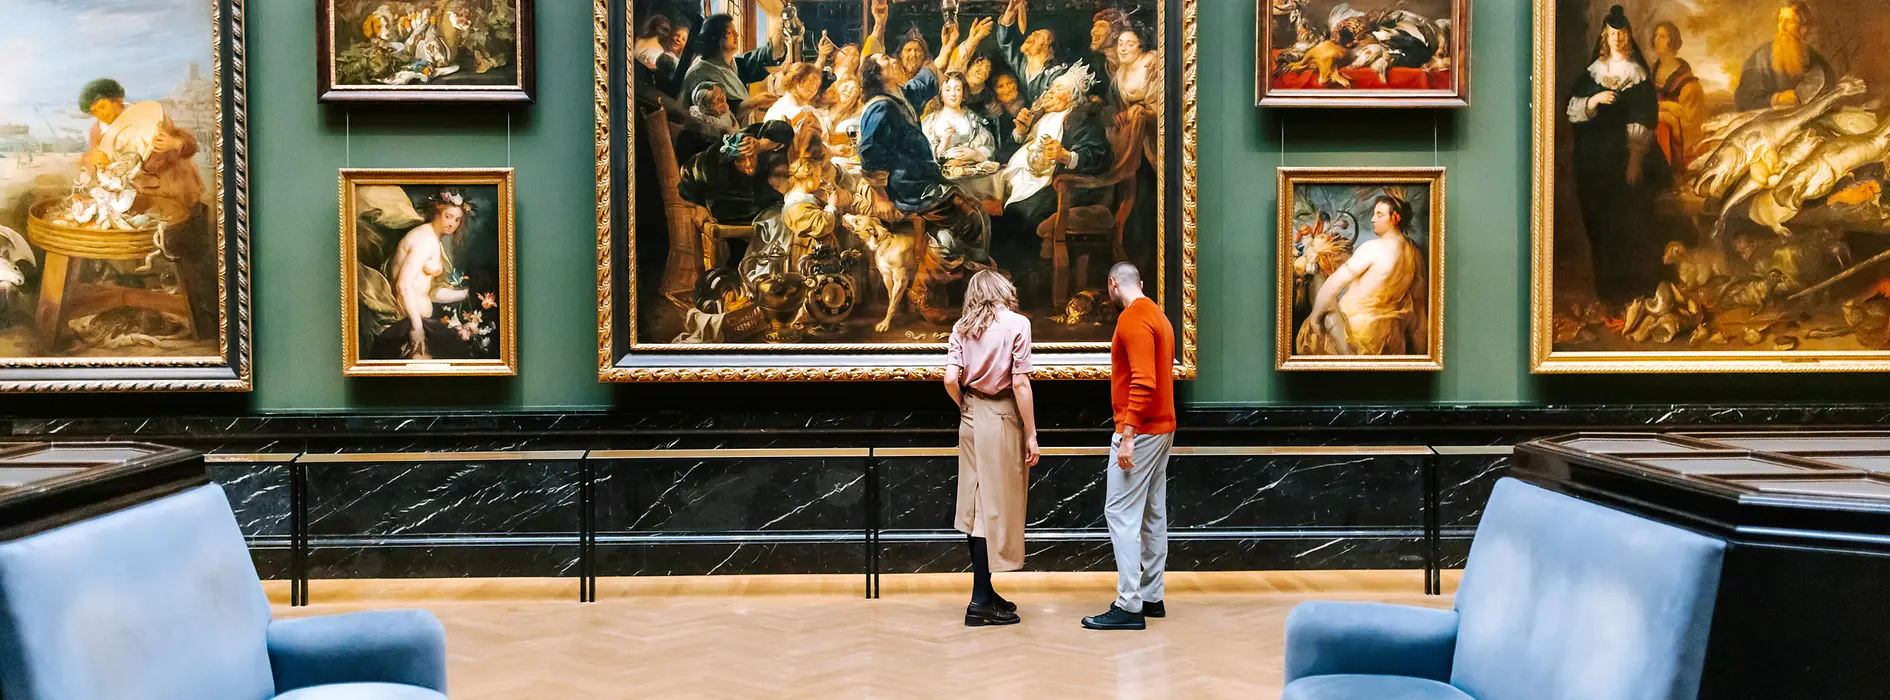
592;0;1199;382
1256;0;1471;108
0;0;250;393
339;168;517;377
1276;167;1445;371
1530;0;1890;373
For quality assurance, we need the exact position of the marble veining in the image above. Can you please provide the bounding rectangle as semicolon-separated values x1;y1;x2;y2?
307;461;579;536
209;463;290;537
1439;455;1511;528
596;458;867;534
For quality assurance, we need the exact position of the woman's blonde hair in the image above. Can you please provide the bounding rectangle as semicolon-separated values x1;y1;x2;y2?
954;269;1017;340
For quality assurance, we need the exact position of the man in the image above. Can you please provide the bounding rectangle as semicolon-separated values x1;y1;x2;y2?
1081;262;1175;631
79;78;214;336
1297;196;1426;356
1082;8;1129;105
1733;2;1834;111
996;64;1109;294
857;54;947;217
995;0;1065;104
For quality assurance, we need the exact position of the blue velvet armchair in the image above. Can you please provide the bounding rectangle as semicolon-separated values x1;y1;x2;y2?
1281;477;1727;700
0;483;450;700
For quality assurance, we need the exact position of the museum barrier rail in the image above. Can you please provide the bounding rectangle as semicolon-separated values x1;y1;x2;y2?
202;444;1505;606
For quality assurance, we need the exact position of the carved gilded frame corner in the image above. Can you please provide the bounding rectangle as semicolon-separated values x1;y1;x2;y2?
339;168;518;377
1527;0;1890;373
592;0;1199;382
1274;167;1446;372
0;0;251;393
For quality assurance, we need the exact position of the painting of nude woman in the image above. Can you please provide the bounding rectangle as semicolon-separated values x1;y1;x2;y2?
1276;167;1445;370
340;169;516;376
1534;0;1890;372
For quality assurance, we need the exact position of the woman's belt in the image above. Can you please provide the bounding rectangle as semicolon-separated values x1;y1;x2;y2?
964;386;1014;401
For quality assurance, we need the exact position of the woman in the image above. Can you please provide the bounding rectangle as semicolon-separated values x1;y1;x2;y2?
990;72;1028;162
1651;21;1705;172
376;191;472;360
763;63;826;127
924;72;999;167
944;270;1041;627
1112;25;1164;170
678;13;784;113
822;75;867;157
1567;5;1671;304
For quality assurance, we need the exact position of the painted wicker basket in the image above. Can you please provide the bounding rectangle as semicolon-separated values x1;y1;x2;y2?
25;197;189;261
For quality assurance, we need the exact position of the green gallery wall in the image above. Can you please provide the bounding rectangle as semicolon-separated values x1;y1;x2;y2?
210;0;1870;414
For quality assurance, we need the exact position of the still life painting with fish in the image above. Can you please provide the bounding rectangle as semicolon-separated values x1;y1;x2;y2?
601;0;1196;380
320;0;533;102
0;0;248;391
1535;0;1890;371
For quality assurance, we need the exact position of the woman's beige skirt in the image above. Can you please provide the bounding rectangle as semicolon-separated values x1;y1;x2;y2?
955;392;1028;572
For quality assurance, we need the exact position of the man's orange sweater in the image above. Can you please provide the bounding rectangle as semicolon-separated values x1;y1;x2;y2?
1111;297;1176;435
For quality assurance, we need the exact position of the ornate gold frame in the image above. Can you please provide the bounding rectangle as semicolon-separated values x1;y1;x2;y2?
1255;0;1471;108
593;0;1200;382
0;0;250;393
1528;0;1890;373
1275;167;1446;371
339;168;518;377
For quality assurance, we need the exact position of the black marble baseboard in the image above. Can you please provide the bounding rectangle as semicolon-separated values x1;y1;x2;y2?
32;402;1881;580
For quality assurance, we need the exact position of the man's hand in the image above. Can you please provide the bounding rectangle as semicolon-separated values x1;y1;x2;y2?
942;21;961;49
1115;431;1135;470
873;0;889;25
818;32;837;61
968;17;995;43
1000;0;1020;26
1040;137;1067;165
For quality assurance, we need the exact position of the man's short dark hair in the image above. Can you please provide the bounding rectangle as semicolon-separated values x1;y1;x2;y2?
1109;261;1141;287
79;79;125;112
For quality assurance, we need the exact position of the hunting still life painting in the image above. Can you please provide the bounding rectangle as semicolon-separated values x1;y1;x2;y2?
599;0;1197;381
1277;167;1444;370
340;169;516;377
319;0;535;102
1259;0;1469;107
1535;0;1890;371
0;0;249;392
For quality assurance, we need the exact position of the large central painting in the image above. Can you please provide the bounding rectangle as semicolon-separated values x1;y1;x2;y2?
598;0;1196;381
1534;0;1890;371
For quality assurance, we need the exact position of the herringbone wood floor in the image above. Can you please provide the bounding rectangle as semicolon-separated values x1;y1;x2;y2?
269;571;1459;699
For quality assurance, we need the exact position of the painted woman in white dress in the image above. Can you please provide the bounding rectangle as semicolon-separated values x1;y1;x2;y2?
922;72;1002;200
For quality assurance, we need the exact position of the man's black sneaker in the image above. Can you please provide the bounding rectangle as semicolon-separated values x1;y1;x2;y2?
1080;604;1146;630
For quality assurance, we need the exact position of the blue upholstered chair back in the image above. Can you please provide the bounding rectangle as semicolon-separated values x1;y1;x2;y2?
1451;478;1725;700
0;484;276;700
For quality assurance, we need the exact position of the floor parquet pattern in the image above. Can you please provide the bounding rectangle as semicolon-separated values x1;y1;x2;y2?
270;571;1458;699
